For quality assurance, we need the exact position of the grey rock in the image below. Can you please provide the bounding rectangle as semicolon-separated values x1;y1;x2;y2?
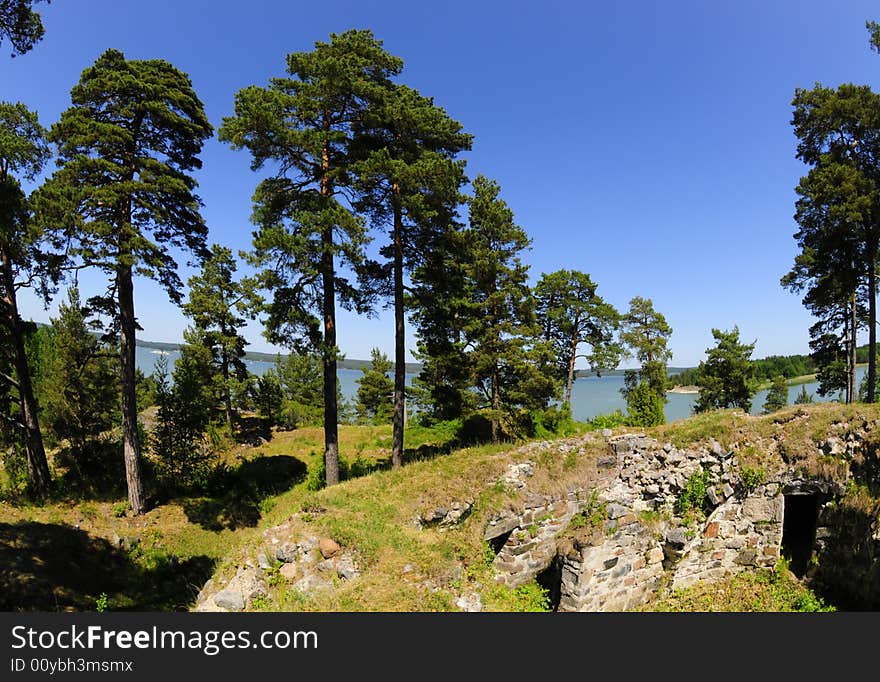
607;503;629;519
455;593;483;612
257;553;272;571
722;483;735;498
293;573;330;594
275;543;298;563
214;589;245;612
706;488;721;506
334;555;360;581
665;528;688;548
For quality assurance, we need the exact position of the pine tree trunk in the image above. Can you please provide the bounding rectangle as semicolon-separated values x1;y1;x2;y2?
849;293;858;404
491;365;500;444
565;327;578;406
868;240;877;403
1;250;50;496
117;261;145;514
222;351;233;429
320;135;339;487
391;184;405;469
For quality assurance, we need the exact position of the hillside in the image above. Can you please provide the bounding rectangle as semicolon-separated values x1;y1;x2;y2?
4;403;879;612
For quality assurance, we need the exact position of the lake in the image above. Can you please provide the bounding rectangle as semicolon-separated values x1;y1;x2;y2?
136;346;865;423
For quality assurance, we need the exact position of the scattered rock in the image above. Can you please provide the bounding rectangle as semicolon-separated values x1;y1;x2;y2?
456;593;483;612
279;563;298;581
319;538;341;559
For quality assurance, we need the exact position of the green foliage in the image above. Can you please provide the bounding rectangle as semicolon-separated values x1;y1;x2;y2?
586;410;627;430
182;244;250;427
794;385;815;404
254;372;283;427
38;286;119;454
763;375;788;414
95;592;108;613
150;354;218;492
0;0;47;56
694;326;757;413
568;492;606;531
534;269;621;404
36;47;213;512
676;469;711;515
220;30;403;485
0;443;28;495
740;466;765;492
356;348;394;423
458;174;558;442
623;375;666;427
619;298;671;426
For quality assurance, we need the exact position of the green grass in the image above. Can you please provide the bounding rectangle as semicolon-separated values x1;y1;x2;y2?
643;560;835;612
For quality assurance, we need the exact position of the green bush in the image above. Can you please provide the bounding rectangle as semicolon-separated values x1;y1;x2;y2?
676;469;711;515
586;410;627;431
740;466;765;492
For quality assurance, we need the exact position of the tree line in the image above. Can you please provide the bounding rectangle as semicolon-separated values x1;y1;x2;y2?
0;14;680;514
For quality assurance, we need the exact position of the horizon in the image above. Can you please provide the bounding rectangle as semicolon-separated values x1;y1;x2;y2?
8;1;880;367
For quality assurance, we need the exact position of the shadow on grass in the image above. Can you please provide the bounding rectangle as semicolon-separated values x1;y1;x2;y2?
0;521;214;612
182;455;307;531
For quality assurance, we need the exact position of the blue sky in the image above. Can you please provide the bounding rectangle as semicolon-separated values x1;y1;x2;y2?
6;0;880;368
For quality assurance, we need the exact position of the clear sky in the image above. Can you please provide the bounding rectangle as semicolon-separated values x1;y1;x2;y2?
6;0;880;368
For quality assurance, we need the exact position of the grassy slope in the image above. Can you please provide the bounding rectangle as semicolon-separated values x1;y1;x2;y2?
3;402;877;611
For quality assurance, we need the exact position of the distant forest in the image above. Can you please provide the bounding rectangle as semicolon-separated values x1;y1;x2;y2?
667;345;873;387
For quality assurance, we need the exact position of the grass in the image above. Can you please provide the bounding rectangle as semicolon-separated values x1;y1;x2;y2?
3;402;880;611
642;560;835;612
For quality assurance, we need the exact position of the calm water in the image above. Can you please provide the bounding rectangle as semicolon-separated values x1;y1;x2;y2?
136;346;866;423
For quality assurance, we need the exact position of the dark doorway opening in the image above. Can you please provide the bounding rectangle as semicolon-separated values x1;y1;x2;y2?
488;530;513;556
781;494;821;577
536;556;563;612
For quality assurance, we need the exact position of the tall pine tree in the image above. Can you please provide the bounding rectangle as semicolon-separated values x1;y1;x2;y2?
462;175;556;442
35;49;213;514
219;30;402;486
352;82;471;468
182;244;249;429
0;101;53;495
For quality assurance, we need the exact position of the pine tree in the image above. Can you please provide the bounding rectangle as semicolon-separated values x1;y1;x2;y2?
535;269;621;406
40;285;118;455
352;82;471;467
356;348;394;424
694;326;757;413
410;223;473;423
0;0;48;56
35;49;213;514
794;385;815;404
462;175;556;442
220;30;402;486
619;297;672;426
182;244;249;429
763;375;788;413
274;351;328;429
787;83;880;403
0;101;53;495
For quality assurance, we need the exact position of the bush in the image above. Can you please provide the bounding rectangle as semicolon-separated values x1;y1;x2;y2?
0;445;29;497
587;410;627;431
279;400;322;431
625;381;666;427
676;469;711;515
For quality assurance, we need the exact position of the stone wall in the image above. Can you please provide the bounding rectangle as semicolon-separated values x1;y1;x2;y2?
486;433;844;612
